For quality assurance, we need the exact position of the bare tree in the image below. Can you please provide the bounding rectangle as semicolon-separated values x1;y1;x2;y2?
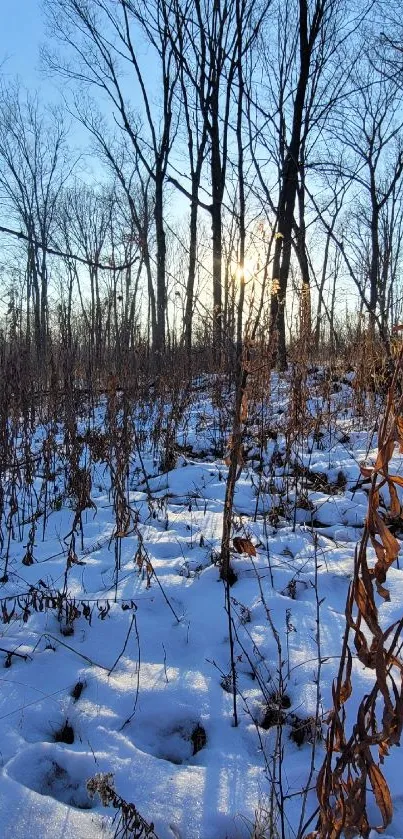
249;0;366;366
44;0;179;354
161;0;267;361
0;84;68;356
304;53;403;346
163;0;210;364
60;182;112;363
337;60;403;338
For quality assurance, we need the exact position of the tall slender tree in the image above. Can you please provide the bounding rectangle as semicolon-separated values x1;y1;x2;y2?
44;0;179;353
0;85;68;356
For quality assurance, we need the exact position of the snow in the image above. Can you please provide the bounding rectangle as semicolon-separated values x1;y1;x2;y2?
1;370;403;838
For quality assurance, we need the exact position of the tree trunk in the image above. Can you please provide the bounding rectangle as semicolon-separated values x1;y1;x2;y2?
154;172;167;354
270;0;322;369
369;172;380;335
211;106;223;362
184;184;198;367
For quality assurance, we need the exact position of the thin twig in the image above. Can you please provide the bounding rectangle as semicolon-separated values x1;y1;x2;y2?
108;613;136;675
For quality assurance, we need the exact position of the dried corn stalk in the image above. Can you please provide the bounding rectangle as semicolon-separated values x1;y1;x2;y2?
308;354;403;839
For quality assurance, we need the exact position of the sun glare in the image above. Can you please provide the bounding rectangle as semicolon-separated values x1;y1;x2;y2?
234;258;256;282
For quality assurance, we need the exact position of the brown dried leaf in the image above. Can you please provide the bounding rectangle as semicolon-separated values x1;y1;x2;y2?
232;537;256;556
375;438;395;472
388;480;401;517
341;774;368;835
333;715;347;752
374;511;400;564
376;581;391;601
355;579;379;635
379;740;390;762
389;690;403;745
354;628;375;668
370;535;387;569
339;646;353;706
315;761;328;808
372;487;380;511
368;761;393;829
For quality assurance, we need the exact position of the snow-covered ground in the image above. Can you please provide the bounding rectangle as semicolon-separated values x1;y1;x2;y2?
1;370;403;838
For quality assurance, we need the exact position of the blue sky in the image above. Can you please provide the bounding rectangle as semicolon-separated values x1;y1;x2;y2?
1;0;46;89
1;1;114;173
0;1;165;155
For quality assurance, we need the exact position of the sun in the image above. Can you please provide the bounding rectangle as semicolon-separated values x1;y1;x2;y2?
234;258;256;282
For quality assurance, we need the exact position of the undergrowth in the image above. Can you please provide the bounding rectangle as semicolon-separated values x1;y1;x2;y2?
0;334;402;838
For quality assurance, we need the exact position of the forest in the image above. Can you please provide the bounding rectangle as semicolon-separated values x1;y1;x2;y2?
1;1;403;838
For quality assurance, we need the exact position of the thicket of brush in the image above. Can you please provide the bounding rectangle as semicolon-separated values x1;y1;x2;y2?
1;306;403;839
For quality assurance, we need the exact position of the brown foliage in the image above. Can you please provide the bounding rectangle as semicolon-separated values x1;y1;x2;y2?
232;536;257;556
309;352;403;838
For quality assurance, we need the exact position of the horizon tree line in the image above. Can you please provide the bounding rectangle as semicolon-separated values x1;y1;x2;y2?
0;0;403;372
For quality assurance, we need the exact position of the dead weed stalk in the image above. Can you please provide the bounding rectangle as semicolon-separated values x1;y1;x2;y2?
309;349;403;838
87;773;160;839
